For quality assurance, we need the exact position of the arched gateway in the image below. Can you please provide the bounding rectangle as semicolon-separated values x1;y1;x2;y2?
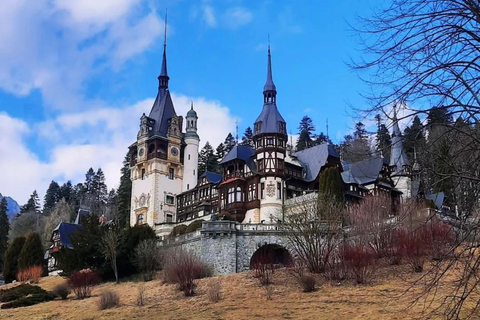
250;243;293;269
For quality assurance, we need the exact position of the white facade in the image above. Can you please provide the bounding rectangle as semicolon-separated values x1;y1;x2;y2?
259;176;283;223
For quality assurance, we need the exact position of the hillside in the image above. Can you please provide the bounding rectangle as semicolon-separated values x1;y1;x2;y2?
0;193;20;217
1;265;477;320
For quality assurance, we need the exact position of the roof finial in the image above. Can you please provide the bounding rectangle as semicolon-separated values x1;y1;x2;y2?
326;118;329;143
158;9;169;87
190;100;194;110
164;8;168;47
263;35;277;103
235;119;239;145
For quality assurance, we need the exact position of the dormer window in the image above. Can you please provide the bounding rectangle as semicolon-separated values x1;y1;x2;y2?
255;122;262;135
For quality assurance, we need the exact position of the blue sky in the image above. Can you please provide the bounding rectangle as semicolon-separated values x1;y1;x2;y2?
0;0;386;204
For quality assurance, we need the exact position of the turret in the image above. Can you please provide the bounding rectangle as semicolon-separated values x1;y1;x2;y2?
183;102;200;191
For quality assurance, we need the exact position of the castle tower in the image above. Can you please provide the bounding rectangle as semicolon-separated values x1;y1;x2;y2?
129;16;184;234
183;102;200;191
252;46;287;222
389;104;412;199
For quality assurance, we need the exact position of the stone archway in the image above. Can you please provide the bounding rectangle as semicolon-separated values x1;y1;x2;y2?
249;243;293;269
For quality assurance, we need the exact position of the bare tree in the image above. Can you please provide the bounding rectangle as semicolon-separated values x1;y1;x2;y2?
101;228;121;283
281;193;344;273
134;239;161;281
353;1;480;317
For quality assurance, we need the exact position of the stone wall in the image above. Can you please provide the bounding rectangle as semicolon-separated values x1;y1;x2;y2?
159;221;289;275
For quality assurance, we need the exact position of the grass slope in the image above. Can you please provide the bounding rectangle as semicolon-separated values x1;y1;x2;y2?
0;265;476;320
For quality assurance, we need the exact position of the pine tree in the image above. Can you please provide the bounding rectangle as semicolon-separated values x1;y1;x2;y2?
0;197;10;272
20;190;41;214
18;232;44;270
241;127;255;148
3;236;26;283
318;167;344;203
342;122;372;163
403;115;426;161
199;142;219;175
59;181;74;204
44;180;61;214
117;153;132;228
216;143;226;160
223;133;235;154
313;132;330;145
375;115;392;159
296;116;316;151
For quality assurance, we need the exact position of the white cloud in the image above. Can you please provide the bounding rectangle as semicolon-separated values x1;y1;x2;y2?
222;7;253;29
3;94;236;205
202;6;217;28
0;0;163;110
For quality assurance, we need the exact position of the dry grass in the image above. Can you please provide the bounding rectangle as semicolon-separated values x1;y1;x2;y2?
0;265;478;320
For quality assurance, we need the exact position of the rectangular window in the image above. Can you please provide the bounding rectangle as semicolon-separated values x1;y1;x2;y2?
141;168;146;180
261;183;265;199
166;195;174;204
169;168;174;180
267;138;274;146
277;182;282;199
166;214;173;223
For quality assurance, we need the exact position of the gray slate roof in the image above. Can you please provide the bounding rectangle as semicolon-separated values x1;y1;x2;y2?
254;104;286;134
342;157;385;185
294;143;338;182
148;89;176;138
219;145;257;172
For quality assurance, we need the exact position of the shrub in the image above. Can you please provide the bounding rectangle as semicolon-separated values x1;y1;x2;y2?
170;224;187;237
3;236;26;283
341;244;376;284
206;280;221;303
16;265;43;283
325;252;347;281
299;275;316;292
186;220;204;233
251;251;274;286
53;283;71;300
18;232;44;271
98;291;120;310
68;268;100;299
136;284;145;306
134;239;161;281
1;292;56;309
0;284;47;302
163;249;209;296
396;228;428;272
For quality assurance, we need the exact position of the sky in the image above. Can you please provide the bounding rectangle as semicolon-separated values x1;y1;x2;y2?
0;0;391;205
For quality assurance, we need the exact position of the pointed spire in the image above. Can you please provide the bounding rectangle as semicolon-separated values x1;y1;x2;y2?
190;100;193;110
263;42;277;104
389;101;410;174
158;9;169;88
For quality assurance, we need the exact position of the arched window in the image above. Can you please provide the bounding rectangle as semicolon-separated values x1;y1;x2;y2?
141;168;146;180
236;186;242;202
137;214;144;225
148;144;155;154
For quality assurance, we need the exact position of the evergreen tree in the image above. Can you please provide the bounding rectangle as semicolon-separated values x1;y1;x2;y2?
18;231;44;269
318;167;344;203
403;115;426;161
198;142;219;175
117;153;132;228
106;189;117;221
216;143;226;161
342;122;372;163
20;190;41;214
223;133;235;154
241;127;255;148
3;236;26;283
296;116;315;151
44;180;61;214
313;132;330;145
0;198;9;272
375;115;392;159
59;181;74;204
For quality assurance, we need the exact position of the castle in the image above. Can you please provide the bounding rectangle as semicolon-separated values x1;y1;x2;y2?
128;39;422;238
